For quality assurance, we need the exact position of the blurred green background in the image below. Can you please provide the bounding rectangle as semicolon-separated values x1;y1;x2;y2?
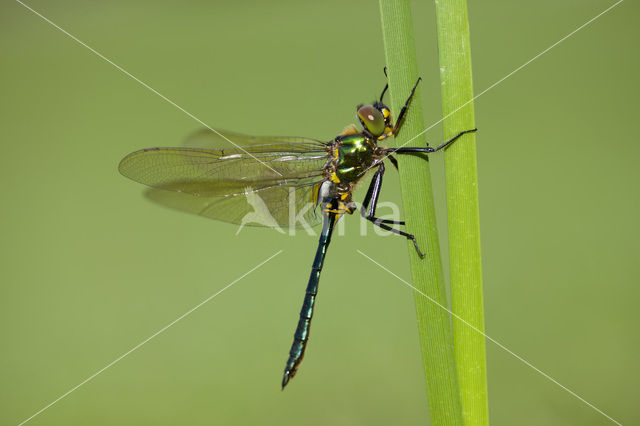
1;0;638;425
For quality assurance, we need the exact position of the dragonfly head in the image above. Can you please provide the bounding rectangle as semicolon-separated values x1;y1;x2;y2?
357;103;393;139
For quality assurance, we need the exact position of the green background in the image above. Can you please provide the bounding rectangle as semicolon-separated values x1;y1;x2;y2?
1;1;638;425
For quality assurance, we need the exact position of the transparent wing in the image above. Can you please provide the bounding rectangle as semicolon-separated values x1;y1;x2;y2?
183;128;325;149
119;143;328;197
119;133;329;228
144;182;323;228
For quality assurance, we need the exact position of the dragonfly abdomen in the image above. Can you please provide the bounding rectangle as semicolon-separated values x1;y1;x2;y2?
282;204;337;389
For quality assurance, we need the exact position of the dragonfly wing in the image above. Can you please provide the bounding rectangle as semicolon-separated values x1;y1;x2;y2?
119;136;330;228
184;128;325;149
119;144;328;197
144;182;323;228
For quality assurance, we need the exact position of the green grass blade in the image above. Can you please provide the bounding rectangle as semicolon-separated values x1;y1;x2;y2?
434;1;489;425
379;1;463;424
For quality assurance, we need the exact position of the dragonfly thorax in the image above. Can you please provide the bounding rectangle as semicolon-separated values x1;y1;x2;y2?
332;133;378;183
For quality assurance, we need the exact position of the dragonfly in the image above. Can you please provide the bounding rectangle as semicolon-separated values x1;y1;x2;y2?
119;78;476;388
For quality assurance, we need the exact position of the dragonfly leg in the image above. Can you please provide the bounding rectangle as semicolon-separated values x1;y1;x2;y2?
392;77;423;137
379;83;389;103
361;163;424;257
388;128;478;156
361;162;403;224
379;67;389;102
388;153;399;170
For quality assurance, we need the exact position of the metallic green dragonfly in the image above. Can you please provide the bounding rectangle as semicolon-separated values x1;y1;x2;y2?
119;78;476;388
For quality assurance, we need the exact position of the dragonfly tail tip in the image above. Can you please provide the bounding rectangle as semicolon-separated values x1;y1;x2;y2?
281;371;293;389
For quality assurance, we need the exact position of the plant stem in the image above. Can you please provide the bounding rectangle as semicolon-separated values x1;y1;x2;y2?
434;1;489;425
379;1;463;425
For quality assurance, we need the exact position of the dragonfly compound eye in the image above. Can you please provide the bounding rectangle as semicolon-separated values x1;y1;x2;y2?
357;105;385;137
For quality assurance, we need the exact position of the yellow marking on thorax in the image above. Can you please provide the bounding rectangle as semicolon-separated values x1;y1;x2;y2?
379;127;394;140
329;146;339;160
